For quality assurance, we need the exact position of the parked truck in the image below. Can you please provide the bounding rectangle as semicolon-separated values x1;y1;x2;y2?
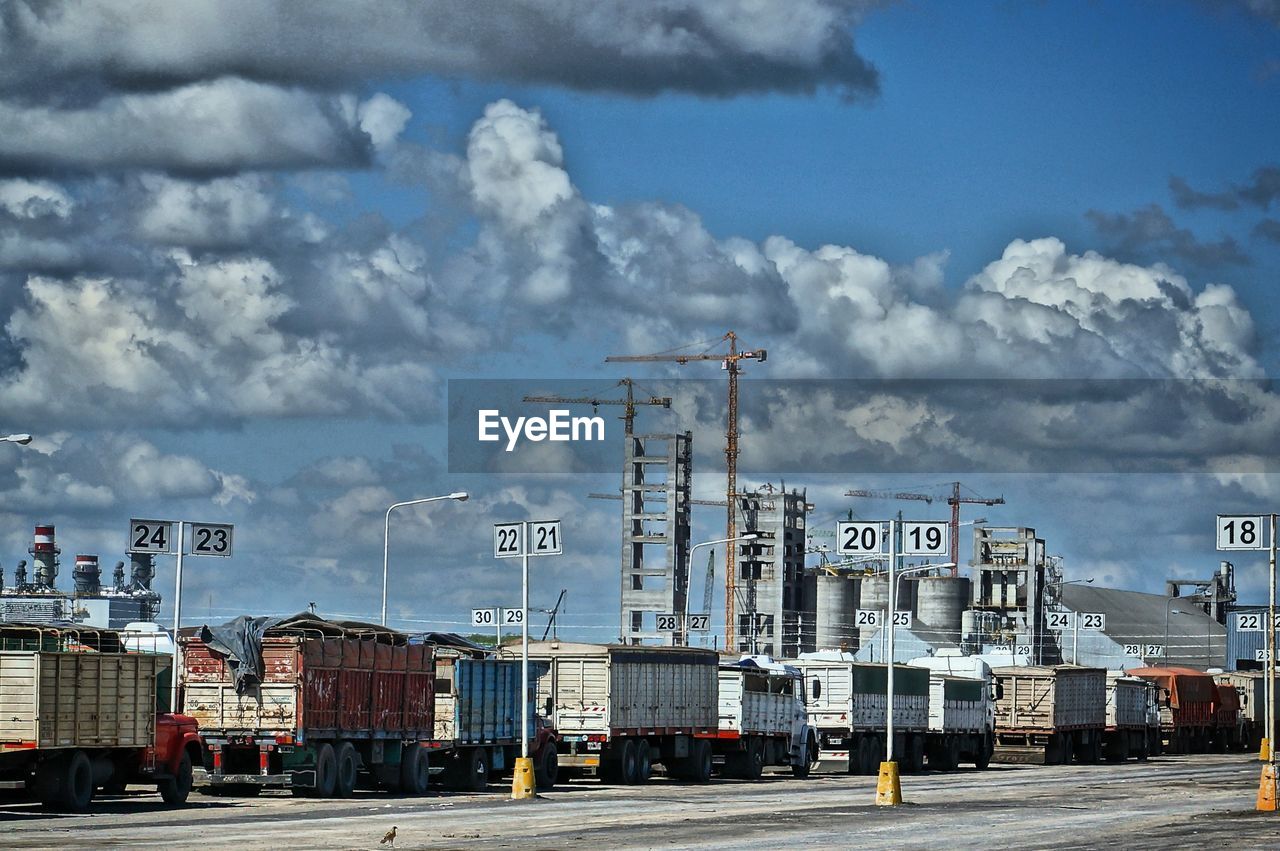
716;656;817;778
991;665;1106;765
1214;670;1272;751
521;642;719;784
908;652;996;771
795;653;930;775
1126;666;1215;754
182;614;437;796
431;641;558;791
0;623;202;811
1103;673;1157;761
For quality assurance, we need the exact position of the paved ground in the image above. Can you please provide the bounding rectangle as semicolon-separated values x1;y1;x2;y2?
3;754;1279;849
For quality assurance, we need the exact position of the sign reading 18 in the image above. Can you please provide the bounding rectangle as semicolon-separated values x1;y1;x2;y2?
1223;518;1259;546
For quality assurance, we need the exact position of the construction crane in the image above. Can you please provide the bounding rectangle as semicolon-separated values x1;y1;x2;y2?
522;378;670;436
845;488;935;506
701;548;716;625
540;589;568;641
607;331;768;650
588;492;728;507
946;482;1004;576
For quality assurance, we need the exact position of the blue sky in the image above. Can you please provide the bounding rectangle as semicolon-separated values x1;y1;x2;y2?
1;1;1279;637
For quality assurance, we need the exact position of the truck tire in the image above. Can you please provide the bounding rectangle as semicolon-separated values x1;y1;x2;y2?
399;744;429;795
534;744;558;790
792;734;817;778
618;740;639;785
463;747;490;792
159;751;194;805
688;739;713;784
49;750;94;812
634;740;652;784
743;738;764;780
334;742;358;798
315;743;338;797
905;735;925;774
974;734;993;770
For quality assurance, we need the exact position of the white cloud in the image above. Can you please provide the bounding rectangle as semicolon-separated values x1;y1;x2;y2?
0;179;74;218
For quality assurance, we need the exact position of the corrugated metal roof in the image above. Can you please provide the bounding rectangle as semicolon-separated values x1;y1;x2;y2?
1059;585;1224;669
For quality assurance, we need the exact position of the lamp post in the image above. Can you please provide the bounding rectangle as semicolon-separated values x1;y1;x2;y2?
1;433;32;445
684;533;758;646
1164;600;1184;666
886;560;955;766
381;492;469;626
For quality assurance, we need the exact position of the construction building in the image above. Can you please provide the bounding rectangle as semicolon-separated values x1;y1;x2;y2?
618;431;692;645
963;526;1051;658
734;484;810;657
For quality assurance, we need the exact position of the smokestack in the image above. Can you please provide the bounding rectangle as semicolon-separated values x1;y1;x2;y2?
29;524;59;588
73;554;100;595
14;559;27;586
113;561;125;591
130;552;155;591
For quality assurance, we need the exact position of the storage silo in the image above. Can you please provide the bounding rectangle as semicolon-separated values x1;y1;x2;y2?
912;575;971;646
811;572;861;651
858;574;916;647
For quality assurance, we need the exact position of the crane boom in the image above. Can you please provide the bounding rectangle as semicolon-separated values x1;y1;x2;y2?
523;378;670;435
607;331;767;650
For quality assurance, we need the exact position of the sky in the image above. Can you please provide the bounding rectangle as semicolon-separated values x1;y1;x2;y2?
1;0;1280;641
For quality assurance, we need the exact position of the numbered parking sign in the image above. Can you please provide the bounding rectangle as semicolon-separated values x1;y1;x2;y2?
501;608;524;626
493;522;524;558
688;613;711;632
901;521;948;556
855;609;883;629
891;611;912;628
189;522;233;557
529;520;562;555
471;608;497;627
1046;610;1074;631
655;613;680;632
1217;515;1267;550
837;521;883;555
1079;612;1106;631
128;519;175;554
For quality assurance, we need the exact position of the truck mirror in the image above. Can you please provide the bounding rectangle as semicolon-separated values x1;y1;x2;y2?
811;678;821;700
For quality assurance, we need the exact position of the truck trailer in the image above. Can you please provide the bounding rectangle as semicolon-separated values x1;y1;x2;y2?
522;642;719;784
1125;666;1216;754
1103;673;1157;761
908;652;996;771
716;656;817;778
182;615;437;796
0;623;202;811
991;665;1106;765
795;653;930;775
432;643;557;791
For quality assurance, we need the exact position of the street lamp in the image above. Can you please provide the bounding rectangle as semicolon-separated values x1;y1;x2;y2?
381;492;469;626
1;433;32;445
1164;600;1185;666
887;562;957;662
684;533;759;646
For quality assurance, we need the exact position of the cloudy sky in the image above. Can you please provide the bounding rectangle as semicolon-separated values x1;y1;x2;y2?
1;0;1279;640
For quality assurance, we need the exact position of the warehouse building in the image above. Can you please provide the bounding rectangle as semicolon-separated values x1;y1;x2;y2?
1054;585;1225;670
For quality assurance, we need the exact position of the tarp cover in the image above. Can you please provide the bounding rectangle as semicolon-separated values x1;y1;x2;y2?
1126;666;1216;708
199;615;284;694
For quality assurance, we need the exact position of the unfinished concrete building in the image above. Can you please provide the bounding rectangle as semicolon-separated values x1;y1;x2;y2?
734;484;810;657
966;526;1049;660
618;431;692;645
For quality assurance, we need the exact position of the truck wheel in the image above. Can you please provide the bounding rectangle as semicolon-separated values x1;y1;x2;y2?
792;734;816;778
399;744;429;795
689;739;713;784
744;738;764;781
534;744;559;790
618;740;639;785
464;748;490;792
906;735;926;774
334;742;358;798
634;740;652;784
315;743;338;797
159;751;194;805
974;735;993;770
52;750;94;812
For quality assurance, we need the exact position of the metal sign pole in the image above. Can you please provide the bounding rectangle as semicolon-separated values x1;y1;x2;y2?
170;521;185;713
521;523;530;761
496;613;502;651
886;519;896;762
1264;514;1274;767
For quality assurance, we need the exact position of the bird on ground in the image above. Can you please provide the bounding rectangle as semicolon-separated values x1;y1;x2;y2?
380;825;397;847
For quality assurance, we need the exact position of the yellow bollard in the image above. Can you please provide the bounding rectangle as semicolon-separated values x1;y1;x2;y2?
874;761;902;807
511;756;535;800
1262;738;1272;762
1258;763;1278;812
